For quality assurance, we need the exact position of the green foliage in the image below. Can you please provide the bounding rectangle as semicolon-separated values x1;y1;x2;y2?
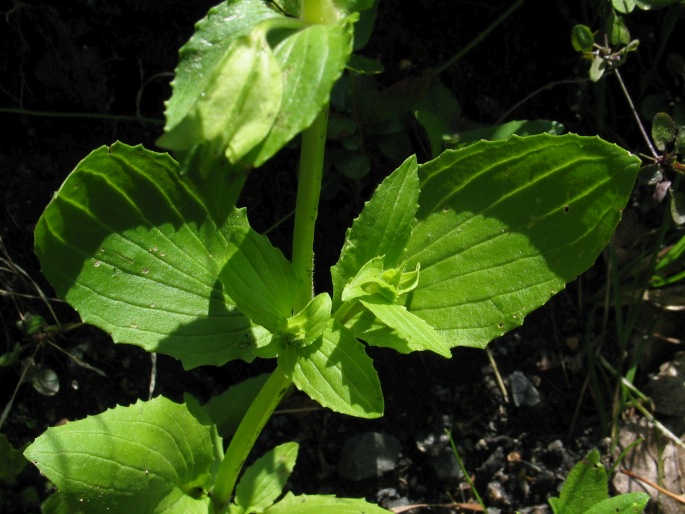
403;136;639;348
25;397;216;513
549;450;650;514
0;434;27;486
34;143;270;370
25;0;644;512
230;442;298;514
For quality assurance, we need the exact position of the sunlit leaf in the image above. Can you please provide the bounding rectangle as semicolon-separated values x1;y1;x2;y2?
549;450;608;514
331;155;419;307
359;297;451;357
234;443;298;514
263;492;391;513
24;397;215;514
402;134;640;351
279;319;383;418
161;0;281;135
247;17;355;166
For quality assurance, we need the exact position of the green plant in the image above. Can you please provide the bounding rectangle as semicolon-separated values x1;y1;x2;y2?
570;7;685;452
549;449;650;514
22;1;641;512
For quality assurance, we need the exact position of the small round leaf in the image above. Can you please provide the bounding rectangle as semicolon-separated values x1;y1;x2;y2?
571;25;594;53
652;112;676;151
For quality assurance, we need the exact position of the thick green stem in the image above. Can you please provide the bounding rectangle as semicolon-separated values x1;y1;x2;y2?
292;107;329;312
211;366;291;509
212;4;334;508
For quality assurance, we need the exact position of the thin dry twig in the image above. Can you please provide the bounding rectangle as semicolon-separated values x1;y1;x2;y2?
620;468;685;505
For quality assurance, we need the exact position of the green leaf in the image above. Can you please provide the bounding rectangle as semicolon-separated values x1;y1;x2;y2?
652;112;676;151
41;492;86;514
402;134;640;351
634;0;682;10
548;450;608;514
333;0;376;15
284;293;332;347
34;143;269;370
359;297;451;357
160;0;281;134
341;256;387;302
201;374;270;438
347;54;383;74
335;152;371;179
454;119;565;148
414;79;462;157
278;319;383;418
157;29;283;165
0;433;27;485
246;16;356;166
415;109;446;158
219;208;298;332
234;443;299;514
607;11;630;46
589;55;607;82
669;189;685;225
331;155;420;307
584;492;651;514
350;0;379;50
571;24;594;53
24;397;215;514
612;0;636;13
263;492;391;513
0;342;21;367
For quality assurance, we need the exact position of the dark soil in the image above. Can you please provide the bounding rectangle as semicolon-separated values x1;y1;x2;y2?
1;1;682;513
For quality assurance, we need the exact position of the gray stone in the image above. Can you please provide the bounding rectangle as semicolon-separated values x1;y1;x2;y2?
338;432;402;481
510;371;541;407
429;451;464;483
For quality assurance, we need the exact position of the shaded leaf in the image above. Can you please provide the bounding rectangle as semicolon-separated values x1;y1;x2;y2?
201;374;270;438
607;11;630;46
652;112;676;151
219;208;298;332
454;119;565;148
34;143;269;369
0;434;27;486
571;24;594;53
